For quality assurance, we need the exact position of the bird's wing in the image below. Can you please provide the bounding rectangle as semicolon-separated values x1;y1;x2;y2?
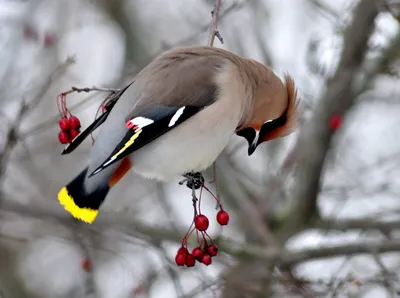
61;82;134;155
88;53;222;177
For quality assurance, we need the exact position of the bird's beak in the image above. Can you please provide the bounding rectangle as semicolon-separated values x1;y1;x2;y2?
236;127;260;156
247;136;259;156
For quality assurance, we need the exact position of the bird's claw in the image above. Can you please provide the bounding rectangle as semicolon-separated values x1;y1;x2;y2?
179;172;204;190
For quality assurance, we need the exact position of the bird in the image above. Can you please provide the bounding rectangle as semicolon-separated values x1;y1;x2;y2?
57;46;299;224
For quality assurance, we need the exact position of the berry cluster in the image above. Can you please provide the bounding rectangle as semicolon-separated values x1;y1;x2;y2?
58;116;81;144
56;92;82;144
23;24;57;48
175;184;230;268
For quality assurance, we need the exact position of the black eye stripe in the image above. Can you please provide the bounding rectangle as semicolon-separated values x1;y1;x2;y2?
259;113;287;140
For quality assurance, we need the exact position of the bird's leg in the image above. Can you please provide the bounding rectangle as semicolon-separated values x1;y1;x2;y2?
191;184;198;214
179;172;204;215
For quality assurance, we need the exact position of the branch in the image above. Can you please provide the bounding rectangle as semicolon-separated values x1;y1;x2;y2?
207;0;224;204
208;0;224;46
222;239;400;268
0;58;73;188
317;218;400;233
3;200;400;269
277;0;386;242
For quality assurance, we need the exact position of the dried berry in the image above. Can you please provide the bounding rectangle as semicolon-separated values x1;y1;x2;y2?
194;214;209;231
216;210;229;226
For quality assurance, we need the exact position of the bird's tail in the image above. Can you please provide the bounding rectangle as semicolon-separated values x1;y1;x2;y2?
58;157;132;224
58;167;110;224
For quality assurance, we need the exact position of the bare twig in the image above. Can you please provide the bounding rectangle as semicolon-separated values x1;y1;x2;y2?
0;59;73;188
208;0;224;46
4;200;400;269
65;86;120;95
223;240;400;268
372;254;398;297
206;0;224;205
123;2;242;79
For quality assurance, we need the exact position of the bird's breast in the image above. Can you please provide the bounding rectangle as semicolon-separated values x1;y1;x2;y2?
130;99;243;182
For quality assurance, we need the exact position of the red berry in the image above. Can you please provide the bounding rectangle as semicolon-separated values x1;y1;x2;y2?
185;253;196;267
81;258;92;272
192;247;205;261
329;115;342;130
201;254;212;266
59;118;70;131
177;247;188;255
207;244;219;257
216;210;230;226
194;214;209;231
70;129;80;141
175;253;186;266
58;131;69;144
44;32;56;48
23;25;38;41
69;116;81;129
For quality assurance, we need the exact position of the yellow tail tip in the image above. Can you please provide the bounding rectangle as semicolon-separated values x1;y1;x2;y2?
58;186;98;224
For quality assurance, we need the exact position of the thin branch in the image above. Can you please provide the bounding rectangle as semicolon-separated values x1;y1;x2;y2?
372;254;398;297
222;240;400;268
208;0;224;46
5;200;400;270
0;58;73;188
317;218;400;233
66;86;120;95
207;0;223;204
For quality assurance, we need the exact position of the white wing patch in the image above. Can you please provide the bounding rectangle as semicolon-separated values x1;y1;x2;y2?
129;117;154;129
169;107;186;127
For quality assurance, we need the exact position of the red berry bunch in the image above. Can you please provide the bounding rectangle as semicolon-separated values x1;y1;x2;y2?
58;115;81;144
57;93;81;144
175;184;230;268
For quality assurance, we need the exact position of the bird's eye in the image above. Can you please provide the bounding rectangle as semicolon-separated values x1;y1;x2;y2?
259;113;287;140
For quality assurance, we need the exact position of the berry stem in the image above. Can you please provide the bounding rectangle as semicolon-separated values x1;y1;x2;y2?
182;226;196;247
202;184;222;209
203;231;214;244
198;186;203;215
213;161;221;203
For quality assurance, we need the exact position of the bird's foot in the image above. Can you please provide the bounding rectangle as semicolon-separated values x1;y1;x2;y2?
178;172;205;190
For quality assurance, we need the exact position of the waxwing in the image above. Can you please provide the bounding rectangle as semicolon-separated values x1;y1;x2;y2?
58;46;299;223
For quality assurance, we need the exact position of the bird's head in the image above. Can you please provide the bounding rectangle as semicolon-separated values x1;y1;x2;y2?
236;73;299;156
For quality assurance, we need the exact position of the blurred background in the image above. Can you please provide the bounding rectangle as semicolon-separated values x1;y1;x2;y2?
1;0;400;297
